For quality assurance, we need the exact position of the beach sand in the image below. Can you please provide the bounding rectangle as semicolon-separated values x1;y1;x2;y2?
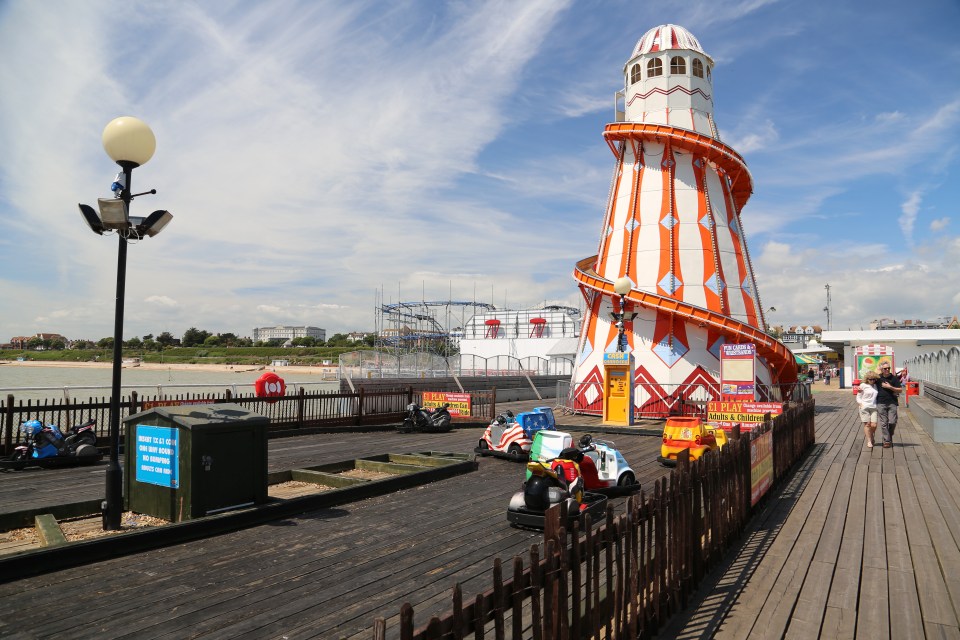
0;359;337;377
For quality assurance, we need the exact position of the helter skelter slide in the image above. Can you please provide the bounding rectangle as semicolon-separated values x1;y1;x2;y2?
571;25;797;416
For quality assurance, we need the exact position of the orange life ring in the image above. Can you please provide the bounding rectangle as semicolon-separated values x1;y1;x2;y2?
255;372;286;403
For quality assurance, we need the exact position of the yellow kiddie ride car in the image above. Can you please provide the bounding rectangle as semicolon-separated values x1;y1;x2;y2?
658;416;728;466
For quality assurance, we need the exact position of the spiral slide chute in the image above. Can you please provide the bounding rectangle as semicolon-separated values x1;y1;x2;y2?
574;256;798;387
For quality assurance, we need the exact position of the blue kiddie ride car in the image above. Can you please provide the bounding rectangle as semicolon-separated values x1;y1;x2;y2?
476;407;557;460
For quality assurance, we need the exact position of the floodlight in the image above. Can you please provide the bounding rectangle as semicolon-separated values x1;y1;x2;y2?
78;204;105;235
138;210;173;237
97;198;129;228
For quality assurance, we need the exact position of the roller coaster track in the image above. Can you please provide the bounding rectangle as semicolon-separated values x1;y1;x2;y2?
574;256;798;386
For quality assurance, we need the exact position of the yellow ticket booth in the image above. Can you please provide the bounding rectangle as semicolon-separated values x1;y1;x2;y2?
602;351;635;426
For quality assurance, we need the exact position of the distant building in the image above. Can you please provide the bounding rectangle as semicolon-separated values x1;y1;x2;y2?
9;333;68;349
779;325;823;346
346;332;372;343
252;326;326;342
870;316;959;330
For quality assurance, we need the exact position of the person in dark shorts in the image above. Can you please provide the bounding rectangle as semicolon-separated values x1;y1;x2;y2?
876;362;902;448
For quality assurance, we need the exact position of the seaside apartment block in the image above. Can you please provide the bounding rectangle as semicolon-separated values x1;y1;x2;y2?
252;325;326;343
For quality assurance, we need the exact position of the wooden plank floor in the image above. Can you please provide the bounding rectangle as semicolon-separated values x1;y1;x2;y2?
663;389;960;639
0;411;668;639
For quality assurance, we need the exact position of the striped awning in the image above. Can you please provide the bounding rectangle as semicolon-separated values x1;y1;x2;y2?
794;353;822;365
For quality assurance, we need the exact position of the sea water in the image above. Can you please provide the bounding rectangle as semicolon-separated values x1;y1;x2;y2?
0;365;339;402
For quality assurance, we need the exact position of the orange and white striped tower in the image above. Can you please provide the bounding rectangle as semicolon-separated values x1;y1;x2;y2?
572;24;797;416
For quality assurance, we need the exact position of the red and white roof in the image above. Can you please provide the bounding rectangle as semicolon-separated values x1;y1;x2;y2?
632;24;708;58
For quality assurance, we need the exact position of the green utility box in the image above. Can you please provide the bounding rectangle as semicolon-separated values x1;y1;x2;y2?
123;403;269;522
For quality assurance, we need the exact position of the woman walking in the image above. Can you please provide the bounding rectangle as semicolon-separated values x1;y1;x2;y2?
857;371;879;448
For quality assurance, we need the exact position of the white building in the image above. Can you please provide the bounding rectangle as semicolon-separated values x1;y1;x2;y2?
870;316;959;330
821;329;960;388
252;325;326;342
458;306;582;375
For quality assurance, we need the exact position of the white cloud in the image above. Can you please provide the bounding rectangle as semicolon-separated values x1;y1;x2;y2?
931;217;951;232
145;296;178;308
723;119;779;154
899;191;922;246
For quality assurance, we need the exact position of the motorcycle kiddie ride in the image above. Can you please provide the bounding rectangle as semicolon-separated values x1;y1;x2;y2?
475;409;555;460
397;402;452;433
0;419;102;471
528;431;638;495
506;444;607;529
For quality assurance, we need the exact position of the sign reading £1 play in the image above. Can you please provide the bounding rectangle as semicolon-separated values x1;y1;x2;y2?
135;425;179;488
422;391;471;417
707;401;784;428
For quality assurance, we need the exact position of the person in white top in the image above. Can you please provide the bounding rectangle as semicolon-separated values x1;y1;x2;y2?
857;370;880;448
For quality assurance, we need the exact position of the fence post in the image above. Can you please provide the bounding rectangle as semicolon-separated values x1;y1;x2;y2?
372;617;386;640
355;386;365;426
3;395;13;456
297;387;305;429
400;602;414;640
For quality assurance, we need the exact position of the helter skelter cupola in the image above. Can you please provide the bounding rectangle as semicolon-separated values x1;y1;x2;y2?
571;24;797;416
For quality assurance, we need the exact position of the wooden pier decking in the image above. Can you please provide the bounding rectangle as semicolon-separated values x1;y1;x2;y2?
2;389;956;638
0;412;668;639
664;388;960;639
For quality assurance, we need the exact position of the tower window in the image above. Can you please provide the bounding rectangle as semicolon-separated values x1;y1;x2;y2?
707;67;712;82
647;58;663;78
693;58;704;78
670;56;686;75
630;63;642;85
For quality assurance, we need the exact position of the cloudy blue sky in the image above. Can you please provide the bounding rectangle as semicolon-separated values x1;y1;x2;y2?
1;0;958;342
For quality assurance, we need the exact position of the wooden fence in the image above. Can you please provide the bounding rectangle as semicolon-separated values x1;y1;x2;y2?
375;399;816;639
1;388;499;455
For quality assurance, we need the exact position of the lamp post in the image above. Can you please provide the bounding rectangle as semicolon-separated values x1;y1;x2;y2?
79;116;173;531
823;283;832;331
613;277;633;352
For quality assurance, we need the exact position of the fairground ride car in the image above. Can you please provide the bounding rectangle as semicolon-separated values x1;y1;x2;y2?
658;416;727;466
476;409;555;460
529;431;638;493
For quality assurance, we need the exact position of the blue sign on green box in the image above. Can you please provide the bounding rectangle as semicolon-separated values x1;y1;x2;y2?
135;425;179;488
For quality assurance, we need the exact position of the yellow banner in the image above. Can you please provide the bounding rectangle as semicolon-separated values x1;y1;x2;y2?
708;411;768;423
422;391;472;417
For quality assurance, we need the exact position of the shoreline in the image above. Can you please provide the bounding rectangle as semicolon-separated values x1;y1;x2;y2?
0;360;338;377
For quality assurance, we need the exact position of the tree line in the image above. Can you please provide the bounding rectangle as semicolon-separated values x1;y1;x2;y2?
18;329;376;351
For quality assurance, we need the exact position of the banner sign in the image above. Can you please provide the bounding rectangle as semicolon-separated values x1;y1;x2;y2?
603;352;630;364
751;430;773;505
141;399;214;410
135;425;179;488
707;401;784;428
720;343;756;400
423;391;472;417
854;344;894;381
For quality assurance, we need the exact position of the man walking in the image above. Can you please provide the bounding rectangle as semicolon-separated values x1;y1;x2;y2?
876;362;902;448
